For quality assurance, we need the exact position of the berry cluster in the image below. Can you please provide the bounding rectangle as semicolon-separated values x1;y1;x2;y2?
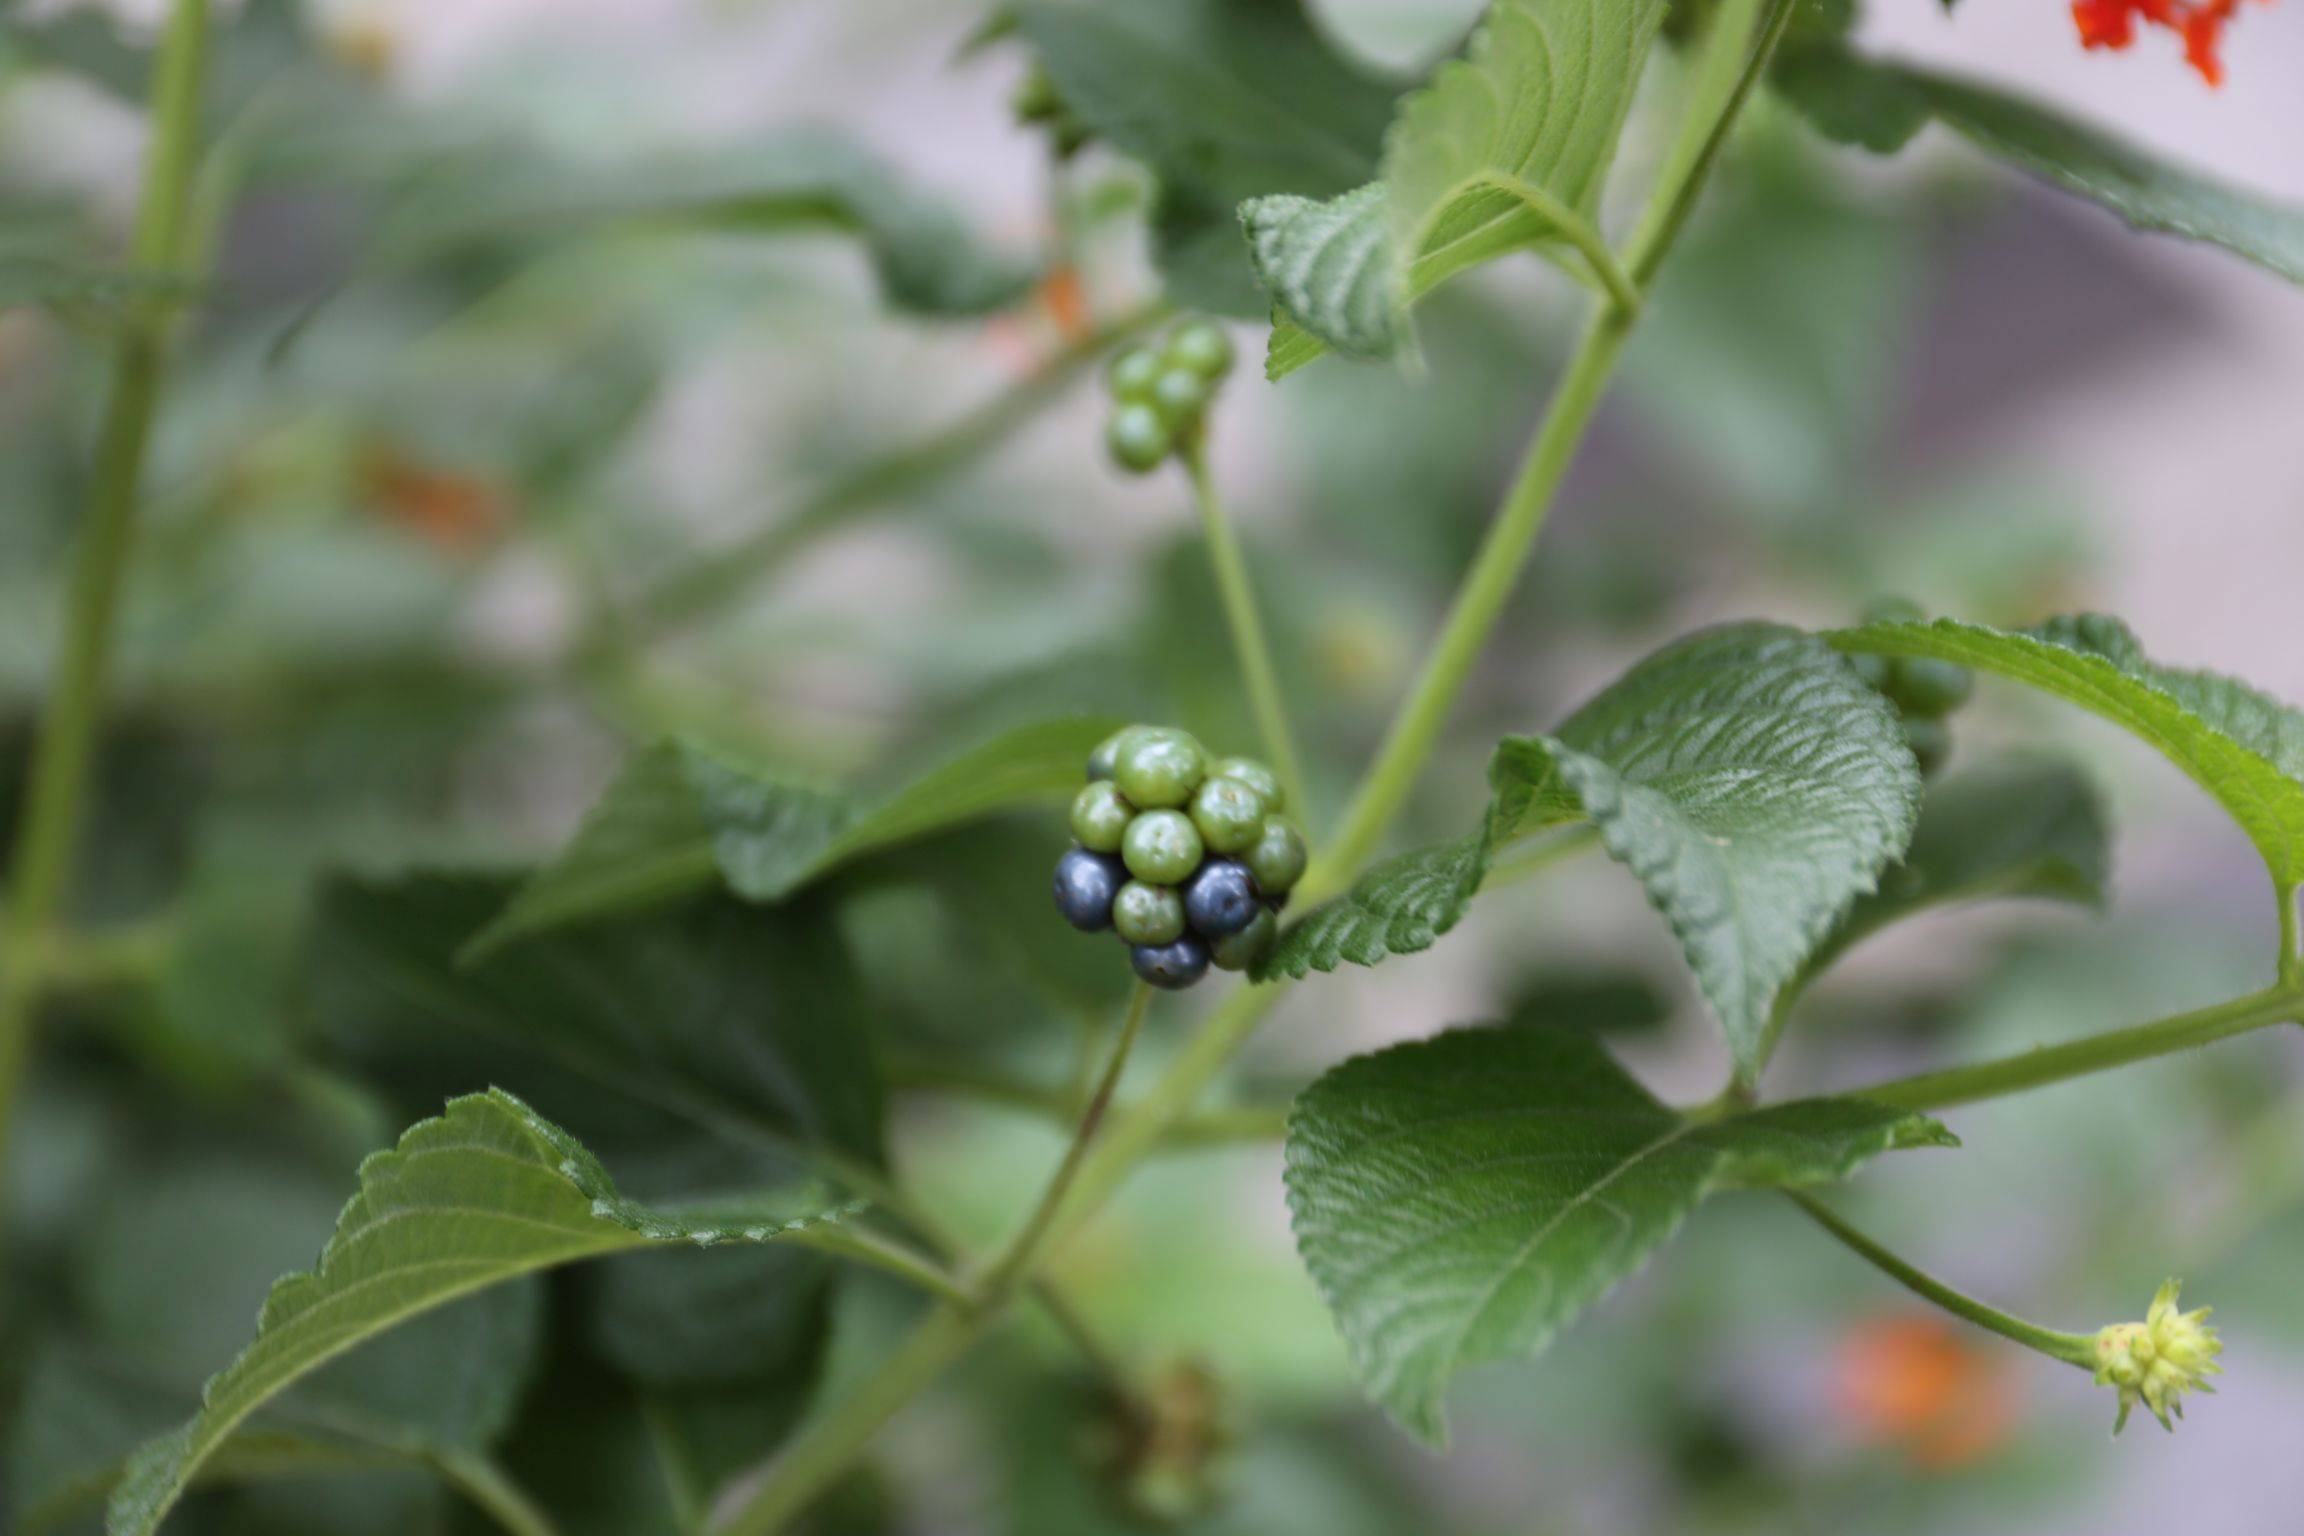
1853;599;1974;779
1104;320;1235;475
1051;726;1305;990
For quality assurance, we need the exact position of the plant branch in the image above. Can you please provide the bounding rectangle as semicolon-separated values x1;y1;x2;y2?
1788;1191;2096;1367
2279;881;2301;988
886;1056;1290;1146
1847;986;2302;1113
432;1449;565;1536
1179;439;1307;815
0;0;211;1234
786;1224;977;1309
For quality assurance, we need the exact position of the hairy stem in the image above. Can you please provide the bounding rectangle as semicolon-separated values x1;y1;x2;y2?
1179;439;1307;814
0;0;211;1231
1849;986;2302;1113
598;301;1167;653
2279;882;2301;987
1789;1192;2096;1366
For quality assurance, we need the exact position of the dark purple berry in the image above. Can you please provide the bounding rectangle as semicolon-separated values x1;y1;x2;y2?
1131;934;1211;990
1053;846;1126;932
1182;858;1261;938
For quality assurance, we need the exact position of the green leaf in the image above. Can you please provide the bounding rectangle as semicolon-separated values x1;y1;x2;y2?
0;251;180;321
104;1090;853;1536
1243;0;1667;374
1831;614;2304;886
1265;624;1921;1073
467;714;1122;957
1006;0;1400;315
1775;50;2304;287
372;128;1036;314
1287;1025;1951;1444
1820;756;2109;970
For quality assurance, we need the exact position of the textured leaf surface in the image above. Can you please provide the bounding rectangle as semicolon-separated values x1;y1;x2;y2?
1775;51;2304;287
1287;1026;1952;1444
469;715;1120;955
1009;0;1398;314
1244;0;1666;373
1265;625;1921;1072
106;1091;853;1536
1832;614;2304;885
1822;757;2109;969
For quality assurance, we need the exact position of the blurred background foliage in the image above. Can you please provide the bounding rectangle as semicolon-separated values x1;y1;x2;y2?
3;1;2301;1533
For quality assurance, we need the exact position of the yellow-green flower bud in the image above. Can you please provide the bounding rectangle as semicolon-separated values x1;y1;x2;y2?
2092;1280;2222;1432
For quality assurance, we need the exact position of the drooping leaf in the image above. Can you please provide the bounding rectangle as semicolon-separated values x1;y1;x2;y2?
1775;50;2304;287
1831;614;2304;887
369;128;1036;314
466;714;1121;957
1006;0;1400;314
1264;624;1921;1073
1287;1025;1953;1444
1243;0;1668;374
1819;756;2109;970
104;1091;854;1536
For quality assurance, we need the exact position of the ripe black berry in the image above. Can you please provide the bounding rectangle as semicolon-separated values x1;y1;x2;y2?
1131;933;1211;990
1182;859;1260;939
1053;846;1127;932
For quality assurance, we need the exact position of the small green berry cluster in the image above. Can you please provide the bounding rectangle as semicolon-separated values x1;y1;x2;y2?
1104;320;1235;475
1050;725;1305;989
1852;598;1974;778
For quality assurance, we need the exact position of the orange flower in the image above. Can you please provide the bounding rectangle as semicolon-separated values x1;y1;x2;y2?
1833;1312;2021;1470
2070;0;2266;85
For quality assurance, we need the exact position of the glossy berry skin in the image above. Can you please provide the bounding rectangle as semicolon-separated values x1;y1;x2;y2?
1123;809;1204;885
1904;716;1953;780
1070;781;1133;853
1113;880;1186;946
1188;776;1266;855
1887;657;1974;719
1209;756;1284;813
1182;858;1261;939
1052;847;1126;932
1150;367;1208;428
1088;725;1151;783
1244;814;1308;897
1113;728;1207;810
1107;403;1171;475
1107;347;1163;402
1209;905;1276;972
1165;320;1235;380
1131;933;1211;990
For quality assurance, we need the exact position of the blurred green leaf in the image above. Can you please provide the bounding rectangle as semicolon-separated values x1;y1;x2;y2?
470;715;1123;956
1776;50;2304;286
1833;614;2304;885
1245;0;1666;373
1286;1024;1953;1444
1266;624;1921;1075
0;253;179;323
1006;0;1400;314
106;1090;855;1536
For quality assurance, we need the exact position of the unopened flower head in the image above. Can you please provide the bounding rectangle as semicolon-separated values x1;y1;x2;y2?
2092;1280;2223;1433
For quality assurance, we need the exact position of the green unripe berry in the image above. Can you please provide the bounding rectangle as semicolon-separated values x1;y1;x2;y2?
1904;716;1952;780
1244;814;1308;896
1113;880;1186;946
1150;366;1209;429
1113;727;1206;810
1208;756;1283;813
1107;347;1162;403
1123;809;1204;885
1209;905;1276;972
1106;403;1170;475
1164;320;1234;381
1070;780;1133;852
1189;776;1267;855
1887;657;1974;719
1086;726;1137;783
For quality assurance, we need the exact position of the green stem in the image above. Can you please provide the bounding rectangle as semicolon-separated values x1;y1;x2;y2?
0;0;211;1228
432;1449;565;1536
1788;1192;2096;1367
1179;439;1307;814
786;1224;978;1309
886;1057;1289;1145
2279;882;2301;987
1849;986;2301;1113
597;300;1167;653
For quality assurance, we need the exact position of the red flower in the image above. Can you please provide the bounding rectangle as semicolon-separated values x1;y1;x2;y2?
2070;0;2266;85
